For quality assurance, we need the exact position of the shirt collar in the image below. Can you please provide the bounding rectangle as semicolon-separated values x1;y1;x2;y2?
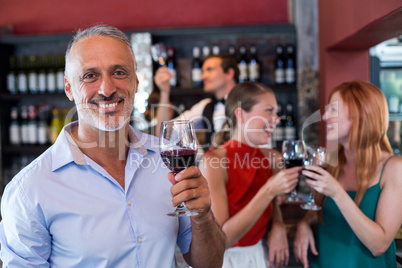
51;121;155;171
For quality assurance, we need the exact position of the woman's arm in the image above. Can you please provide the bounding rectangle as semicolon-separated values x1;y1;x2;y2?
267;198;289;267
200;149;300;248
303;156;402;256
293;210;318;268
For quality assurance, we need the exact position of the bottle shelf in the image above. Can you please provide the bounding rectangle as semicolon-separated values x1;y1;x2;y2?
0;92;68;101
168;84;296;96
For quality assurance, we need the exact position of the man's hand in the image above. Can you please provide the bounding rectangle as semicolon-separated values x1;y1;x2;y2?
167;166;211;218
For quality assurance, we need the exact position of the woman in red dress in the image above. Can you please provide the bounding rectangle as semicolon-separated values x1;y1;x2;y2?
200;82;301;267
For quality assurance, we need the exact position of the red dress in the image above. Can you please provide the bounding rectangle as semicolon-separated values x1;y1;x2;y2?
208;139;273;247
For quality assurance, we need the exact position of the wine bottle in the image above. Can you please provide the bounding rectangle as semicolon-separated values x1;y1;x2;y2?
56;54;65;93
191;47;202;87
274;45;285;85
9;107;21;145
17;56;28;94
248;45;260;82
273;103;284;149
202;46;210;59
285;44;296;84
228;46;236;58
50;108;62;144
238;46;248;83
285;103;296;140
27;105;38;145
46;54;56;93
28;55;39;94
38;55;47;94
212;46;220;55
20;106;30;144
37;106;48;145
7;56;18;95
166;46;178;88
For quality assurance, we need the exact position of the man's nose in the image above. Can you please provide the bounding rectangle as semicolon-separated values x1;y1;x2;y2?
98;75;116;97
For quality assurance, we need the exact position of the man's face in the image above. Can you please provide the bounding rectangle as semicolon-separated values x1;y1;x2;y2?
201;58;230;94
65;36;138;131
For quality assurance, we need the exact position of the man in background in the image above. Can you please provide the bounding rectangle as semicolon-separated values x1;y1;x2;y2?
154;54;238;148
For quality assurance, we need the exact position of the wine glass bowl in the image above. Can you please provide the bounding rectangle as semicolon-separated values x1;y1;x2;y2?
151;42;167;67
282;140;306;203
300;146;327;210
160;120;198;217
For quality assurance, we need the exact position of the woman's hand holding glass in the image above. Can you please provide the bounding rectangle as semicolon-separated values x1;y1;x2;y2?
282;140;306;203
301;146;327;210
302;164;342;200
263;167;302;199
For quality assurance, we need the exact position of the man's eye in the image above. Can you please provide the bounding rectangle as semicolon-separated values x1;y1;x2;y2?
113;70;128;78
82;73;97;82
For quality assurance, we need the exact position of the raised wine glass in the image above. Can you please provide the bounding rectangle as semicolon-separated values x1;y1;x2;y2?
301;146;327;210
151;42;167;67
282;140;306;203
160;120;199;217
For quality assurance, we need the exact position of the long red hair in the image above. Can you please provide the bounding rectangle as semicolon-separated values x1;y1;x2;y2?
317;80;393;208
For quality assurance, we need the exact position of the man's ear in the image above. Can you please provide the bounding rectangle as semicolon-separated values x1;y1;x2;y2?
135;76;139;93
226;68;235;80
64;76;74;101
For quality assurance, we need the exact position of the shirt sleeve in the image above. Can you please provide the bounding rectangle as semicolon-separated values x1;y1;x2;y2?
0;176;51;267
176;215;192;254
174;98;212;129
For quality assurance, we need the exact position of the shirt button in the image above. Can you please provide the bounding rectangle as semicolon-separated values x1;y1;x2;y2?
137;237;142;243
127;200;132;206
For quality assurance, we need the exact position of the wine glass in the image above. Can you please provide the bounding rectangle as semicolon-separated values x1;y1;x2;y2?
151;42;167;67
282;140;306;203
301;146;327;210
160;120;199;217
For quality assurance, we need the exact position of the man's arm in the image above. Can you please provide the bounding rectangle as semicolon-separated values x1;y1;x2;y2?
154;67;173;137
167;166;226;267
0;180;51;267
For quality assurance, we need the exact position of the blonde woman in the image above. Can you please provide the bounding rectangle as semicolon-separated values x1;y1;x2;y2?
200;82;301;267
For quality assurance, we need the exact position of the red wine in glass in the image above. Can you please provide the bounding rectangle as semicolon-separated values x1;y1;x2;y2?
282;140;306;203
285;159;304;169
160;120;198;217
301;146;327;210
161;149;197;174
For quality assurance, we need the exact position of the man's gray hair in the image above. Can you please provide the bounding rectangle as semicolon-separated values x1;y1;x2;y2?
65;24;136;77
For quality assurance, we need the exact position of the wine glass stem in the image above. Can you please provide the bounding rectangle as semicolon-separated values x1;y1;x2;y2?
290;189;297;197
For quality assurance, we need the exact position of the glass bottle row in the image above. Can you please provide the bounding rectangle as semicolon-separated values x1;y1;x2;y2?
9;104;70;146
7;54;65;95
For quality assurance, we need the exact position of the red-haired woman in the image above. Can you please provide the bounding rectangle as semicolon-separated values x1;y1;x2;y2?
294;80;402;268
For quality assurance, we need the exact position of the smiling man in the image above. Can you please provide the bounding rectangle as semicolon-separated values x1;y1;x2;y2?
0;25;225;268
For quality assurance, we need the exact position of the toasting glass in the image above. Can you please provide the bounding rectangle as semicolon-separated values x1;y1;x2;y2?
300;146;327;210
282;140;306;203
151;42;167;67
160;120;198;217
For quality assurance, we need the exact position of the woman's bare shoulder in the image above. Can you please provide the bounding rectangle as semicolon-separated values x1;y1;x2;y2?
382;155;402;185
